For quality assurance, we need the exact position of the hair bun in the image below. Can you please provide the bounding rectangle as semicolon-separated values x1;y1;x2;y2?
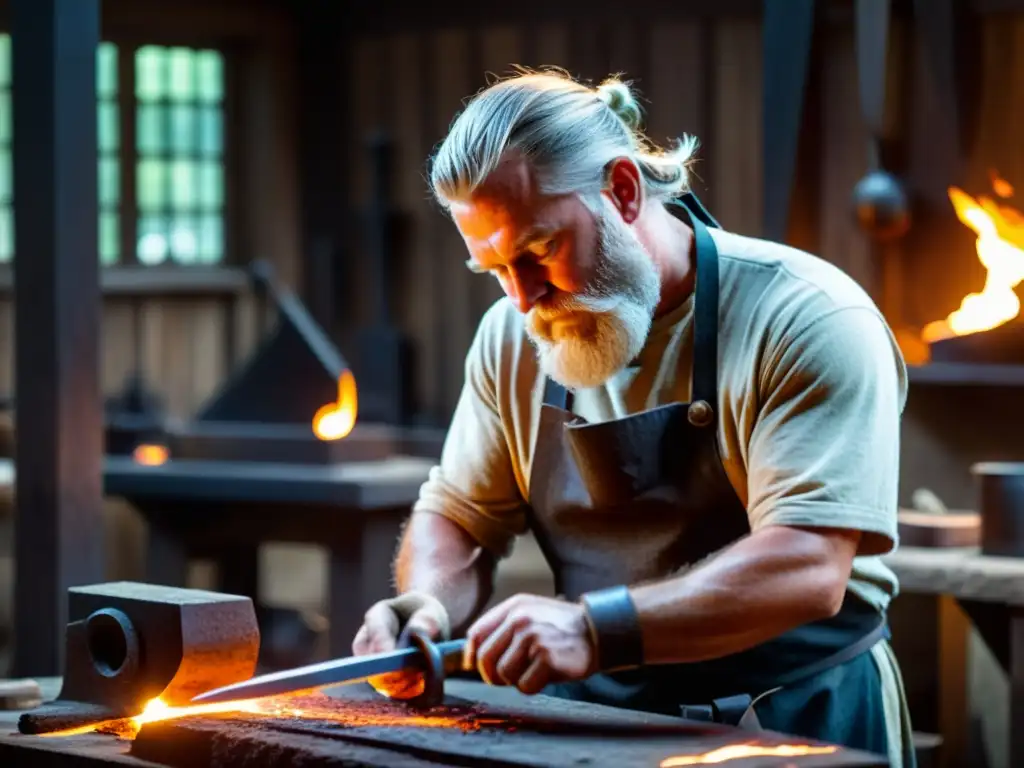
596;79;642;131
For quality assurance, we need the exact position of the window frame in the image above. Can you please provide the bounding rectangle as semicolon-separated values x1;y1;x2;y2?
115;37;240;270
0;28;248;294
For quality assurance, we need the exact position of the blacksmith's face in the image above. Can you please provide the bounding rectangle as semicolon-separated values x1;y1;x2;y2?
450;155;660;390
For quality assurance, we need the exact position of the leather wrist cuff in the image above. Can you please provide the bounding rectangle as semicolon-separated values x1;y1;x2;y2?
580;585;644;671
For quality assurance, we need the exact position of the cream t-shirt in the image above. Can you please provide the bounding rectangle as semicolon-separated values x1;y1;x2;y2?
413;226;908;615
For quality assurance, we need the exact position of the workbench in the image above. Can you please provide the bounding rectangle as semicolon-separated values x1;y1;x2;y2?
0;678;889;767
0;455;433;662
882;546;1024;767
103;454;434;659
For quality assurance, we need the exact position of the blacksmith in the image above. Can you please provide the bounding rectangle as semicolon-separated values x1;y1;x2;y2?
353;69;915;767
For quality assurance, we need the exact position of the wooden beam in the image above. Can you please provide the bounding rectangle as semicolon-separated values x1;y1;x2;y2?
11;0;105;675
295;0;348;339
0;266;251;297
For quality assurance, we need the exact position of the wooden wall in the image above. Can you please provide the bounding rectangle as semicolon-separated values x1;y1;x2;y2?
343;16;765;424
0;0;298;420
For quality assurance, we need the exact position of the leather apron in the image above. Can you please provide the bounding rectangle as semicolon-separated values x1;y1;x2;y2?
526;194;898;760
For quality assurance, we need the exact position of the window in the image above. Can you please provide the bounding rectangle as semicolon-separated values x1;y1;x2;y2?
0;37;227;267
135;46;224;266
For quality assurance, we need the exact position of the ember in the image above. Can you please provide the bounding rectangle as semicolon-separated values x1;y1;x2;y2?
132;442;169;465
922;172;1024;343
660;743;839;766
40;690;479;741
312;369;358;440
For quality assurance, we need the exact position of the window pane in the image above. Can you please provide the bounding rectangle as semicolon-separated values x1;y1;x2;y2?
197;161;223;209
197;214;222;263
99;158;119;206
0;207;11;262
137;159;167;211
136;103;165;155
169;218;198;264
0;35;9;87
0;92;9;144
0;151;9;202
97;43;117;98
98;101;119;152
137;215;168;265
99;211;119;264
198;107;222;156
169;104;196;153
168;48;194;101
195;51;223;103
136;47;165;101
170;160;195;209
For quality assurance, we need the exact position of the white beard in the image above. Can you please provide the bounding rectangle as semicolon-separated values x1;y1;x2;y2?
525;203;661;390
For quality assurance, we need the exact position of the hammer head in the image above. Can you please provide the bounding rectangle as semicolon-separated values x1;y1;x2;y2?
57;582;260;713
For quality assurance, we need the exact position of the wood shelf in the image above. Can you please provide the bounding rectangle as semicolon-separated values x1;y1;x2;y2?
908;362;1024;386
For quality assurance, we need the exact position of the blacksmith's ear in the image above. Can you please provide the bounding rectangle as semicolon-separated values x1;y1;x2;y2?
603;157;642;224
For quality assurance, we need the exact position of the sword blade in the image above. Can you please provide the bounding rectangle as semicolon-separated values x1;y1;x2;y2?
191;639;467;704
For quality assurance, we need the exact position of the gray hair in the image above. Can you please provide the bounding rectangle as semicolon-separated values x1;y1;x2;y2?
428;68;699;212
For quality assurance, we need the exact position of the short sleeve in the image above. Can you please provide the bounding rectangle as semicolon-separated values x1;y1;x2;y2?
746;307;908;556
412;307;528;559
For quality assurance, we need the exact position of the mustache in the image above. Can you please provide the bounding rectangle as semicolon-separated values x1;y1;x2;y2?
532;289;622;319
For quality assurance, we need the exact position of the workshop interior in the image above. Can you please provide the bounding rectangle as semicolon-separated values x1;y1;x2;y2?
0;0;1020;766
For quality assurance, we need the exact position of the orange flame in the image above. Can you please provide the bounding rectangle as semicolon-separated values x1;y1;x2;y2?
132;443;169;466
312;369;358;441
921;176;1024;344
991;169;1014;199
660;743;838;766
41;691;476;740
40;696;265;739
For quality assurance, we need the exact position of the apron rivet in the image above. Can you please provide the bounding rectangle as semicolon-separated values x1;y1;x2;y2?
687;400;714;427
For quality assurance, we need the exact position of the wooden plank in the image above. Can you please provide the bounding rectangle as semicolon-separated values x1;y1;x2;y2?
127;682;886;768
187;300;226;414
646;23;711;200
937;595;970;768
818;19;875;294
532;23;569;70
709;18;763;236
430;30;475;418
348;36;387;337
883;547;1024;605
348;0;764;37
386;33;438;419
295;2;347;336
567;19;609;83
472;25;523;325
101;301;138;396
138;301;193;419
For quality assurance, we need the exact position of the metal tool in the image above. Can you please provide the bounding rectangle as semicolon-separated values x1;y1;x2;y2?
18;582;260;734
192;629;467;709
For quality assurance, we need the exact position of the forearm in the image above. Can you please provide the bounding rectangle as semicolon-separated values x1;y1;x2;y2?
628;525;860;664
394;510;497;635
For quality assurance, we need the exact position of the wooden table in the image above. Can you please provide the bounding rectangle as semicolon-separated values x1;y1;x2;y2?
0;456;434;660
882;546;1024;767
0;678;889;767
102;455;434;658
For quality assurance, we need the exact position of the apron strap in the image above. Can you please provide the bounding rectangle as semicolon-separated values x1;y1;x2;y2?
540;192;722;414
682;196;722;410
542;376;572;411
771;615;890;689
